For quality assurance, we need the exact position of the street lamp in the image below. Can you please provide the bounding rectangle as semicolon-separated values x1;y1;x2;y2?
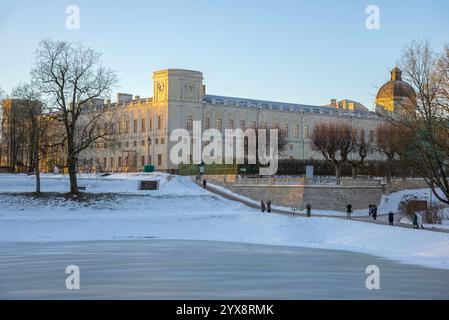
147;136;152;165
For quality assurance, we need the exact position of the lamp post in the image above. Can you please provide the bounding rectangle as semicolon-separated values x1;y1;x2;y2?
147;136;152;165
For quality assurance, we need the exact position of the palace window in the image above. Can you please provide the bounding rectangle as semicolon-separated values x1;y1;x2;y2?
261;122;267;129
282;124;289;137
250;121;257;130
161;138;165;144
216;118;223;132
360;129;366;142
228;119;234;130
293;124;299;138
304;125;309;138
141;140;145;146
141;118;146;132
157;154;162;166
273;122;279;130
141;156;145;167
133;119;138;133
158;116;162;131
205;117;211;130
369;130;375;143
186;115;193;130
149;117;153;131
239;120;245;130
133;141;137;147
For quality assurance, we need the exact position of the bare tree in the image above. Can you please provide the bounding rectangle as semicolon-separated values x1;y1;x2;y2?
374;123;410;182
243;126;288;168
31;39;118;194
311;122;356;179
11;83;48;193
390;40;449;204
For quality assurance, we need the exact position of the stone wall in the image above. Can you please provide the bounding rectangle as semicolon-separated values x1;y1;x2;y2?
225;184;382;210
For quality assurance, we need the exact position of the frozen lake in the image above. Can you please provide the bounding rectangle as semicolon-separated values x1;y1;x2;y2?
1;240;449;299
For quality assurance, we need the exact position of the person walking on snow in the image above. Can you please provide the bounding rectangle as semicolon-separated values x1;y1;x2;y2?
261;201;266;213
267;201;272;213
417;213;424;229
368;203;373;216
306;203;312;217
346;204;352;220
388;211;394;226
372;203;378;221
202;179;207;189
413;213;419;229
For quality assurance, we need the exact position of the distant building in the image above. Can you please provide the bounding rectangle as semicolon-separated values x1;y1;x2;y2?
0;99;41;169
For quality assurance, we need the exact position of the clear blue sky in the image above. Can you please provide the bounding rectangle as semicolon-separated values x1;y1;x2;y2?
0;0;448;110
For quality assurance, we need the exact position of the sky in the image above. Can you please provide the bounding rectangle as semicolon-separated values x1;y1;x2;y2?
0;0;448;110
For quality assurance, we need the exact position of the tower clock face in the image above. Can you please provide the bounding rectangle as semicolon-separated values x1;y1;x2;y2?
185;82;194;92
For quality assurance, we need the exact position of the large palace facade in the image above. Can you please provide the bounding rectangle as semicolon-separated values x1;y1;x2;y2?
1;67;416;172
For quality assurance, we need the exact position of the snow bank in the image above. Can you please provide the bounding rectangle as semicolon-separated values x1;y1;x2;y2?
0;173;207;196
1;174;449;270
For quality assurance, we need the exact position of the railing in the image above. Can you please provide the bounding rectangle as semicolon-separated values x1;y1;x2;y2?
234;176;383;186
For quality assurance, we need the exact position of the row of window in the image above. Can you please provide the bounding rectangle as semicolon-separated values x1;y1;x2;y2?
189;115;306;139
95;154;163;169
96;138;166;149
120;115;163;134
187;115;376;142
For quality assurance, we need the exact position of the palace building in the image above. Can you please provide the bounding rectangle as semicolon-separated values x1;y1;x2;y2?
79;68;407;172
1;67;415;173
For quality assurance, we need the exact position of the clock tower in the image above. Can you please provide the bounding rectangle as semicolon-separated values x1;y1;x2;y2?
152;69;204;103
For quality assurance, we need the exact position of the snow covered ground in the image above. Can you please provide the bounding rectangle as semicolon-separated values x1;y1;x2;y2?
1;173;449;270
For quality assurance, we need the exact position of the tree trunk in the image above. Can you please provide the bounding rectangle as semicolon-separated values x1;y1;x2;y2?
334;163;341;180
34;143;40;194
386;159;392;183
68;157;78;194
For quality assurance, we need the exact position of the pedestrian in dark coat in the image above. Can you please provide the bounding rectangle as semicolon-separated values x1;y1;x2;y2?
388;211;394;226
261;201;266;213
306;203;312;217
202;179;207;189
346;204;352;220
372;203;378;221
368;203;373;216
412;213;419;229
267;201;272;213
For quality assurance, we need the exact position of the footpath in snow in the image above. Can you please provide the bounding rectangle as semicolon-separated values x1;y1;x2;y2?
1;173;449;270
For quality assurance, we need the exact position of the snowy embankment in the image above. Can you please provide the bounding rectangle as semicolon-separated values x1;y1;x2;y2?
208;182;447;217
1;173;449;270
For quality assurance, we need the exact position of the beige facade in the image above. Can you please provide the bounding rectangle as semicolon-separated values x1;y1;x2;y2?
81;68;390;172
